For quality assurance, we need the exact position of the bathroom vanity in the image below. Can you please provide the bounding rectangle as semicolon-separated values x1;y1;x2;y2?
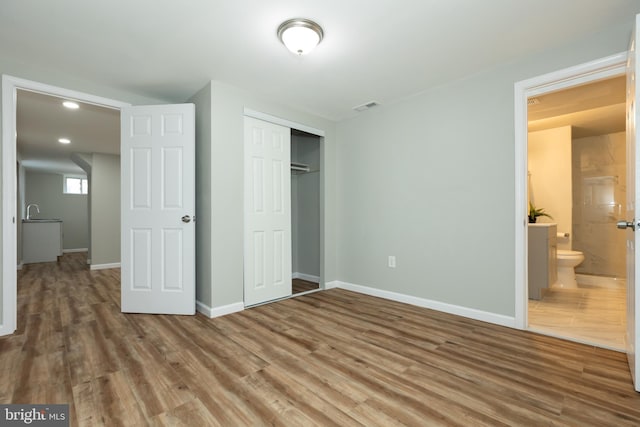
22;219;63;264
528;223;557;300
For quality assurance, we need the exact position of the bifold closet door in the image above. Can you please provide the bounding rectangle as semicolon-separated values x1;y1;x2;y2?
243;116;292;306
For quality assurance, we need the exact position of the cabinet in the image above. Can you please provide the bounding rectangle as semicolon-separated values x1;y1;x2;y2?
22;220;63;264
528;224;557;300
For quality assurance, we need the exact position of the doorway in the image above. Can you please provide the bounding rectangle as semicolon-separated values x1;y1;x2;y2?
525;76;627;350
16;89;120;270
1;75;128;336
513;53;629;344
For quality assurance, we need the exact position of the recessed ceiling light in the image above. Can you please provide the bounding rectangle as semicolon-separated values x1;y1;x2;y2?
277;18;323;55
58;138;71;144
62;101;79;109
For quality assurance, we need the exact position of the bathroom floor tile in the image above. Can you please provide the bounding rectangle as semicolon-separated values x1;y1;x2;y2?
528;286;626;351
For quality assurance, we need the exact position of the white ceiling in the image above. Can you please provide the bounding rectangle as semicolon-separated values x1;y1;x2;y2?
1;1;639;121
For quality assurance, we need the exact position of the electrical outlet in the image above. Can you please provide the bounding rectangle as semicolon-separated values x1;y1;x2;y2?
388;256;396;268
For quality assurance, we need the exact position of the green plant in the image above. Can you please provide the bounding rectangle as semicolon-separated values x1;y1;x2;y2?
528;202;553;223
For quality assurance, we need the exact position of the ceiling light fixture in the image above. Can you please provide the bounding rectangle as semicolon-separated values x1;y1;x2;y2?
58;138;71;144
277;18;323;55
63;101;79;109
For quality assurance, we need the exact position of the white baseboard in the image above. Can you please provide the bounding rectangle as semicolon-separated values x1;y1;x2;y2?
196;300;244;318
292;272;320;283
90;262;121;270
63;248;88;253
576;273;625;289
0;322;15;337
16;262;23;270
324;280;340;290
334;281;516;328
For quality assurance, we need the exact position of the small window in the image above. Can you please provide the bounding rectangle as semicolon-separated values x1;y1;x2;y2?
63;176;89;195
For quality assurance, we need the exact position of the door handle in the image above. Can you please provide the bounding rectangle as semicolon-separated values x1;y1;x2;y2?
617;220;635;231
181;215;191;223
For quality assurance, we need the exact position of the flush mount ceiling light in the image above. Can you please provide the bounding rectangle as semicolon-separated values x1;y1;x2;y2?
277;18;323;55
58;138;71;144
62;101;79;109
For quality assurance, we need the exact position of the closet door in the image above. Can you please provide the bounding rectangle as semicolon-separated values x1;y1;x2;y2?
244;117;292;306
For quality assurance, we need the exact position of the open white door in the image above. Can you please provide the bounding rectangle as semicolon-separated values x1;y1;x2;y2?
121;104;195;314
244;116;292;306
623;14;640;392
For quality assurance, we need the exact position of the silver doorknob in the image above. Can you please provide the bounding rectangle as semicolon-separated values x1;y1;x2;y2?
181;215;191;223
617;220;635;230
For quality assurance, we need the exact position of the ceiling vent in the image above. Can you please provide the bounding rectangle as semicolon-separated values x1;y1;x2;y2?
527;97;541;106
353;101;380;112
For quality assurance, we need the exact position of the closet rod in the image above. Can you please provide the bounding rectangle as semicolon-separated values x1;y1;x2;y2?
291;163;310;173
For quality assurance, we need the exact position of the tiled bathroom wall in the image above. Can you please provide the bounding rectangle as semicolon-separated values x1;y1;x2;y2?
572;132;626;278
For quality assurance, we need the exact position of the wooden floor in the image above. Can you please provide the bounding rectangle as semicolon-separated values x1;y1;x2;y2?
529;286;627;350
2;253;640;426
292;278;320;295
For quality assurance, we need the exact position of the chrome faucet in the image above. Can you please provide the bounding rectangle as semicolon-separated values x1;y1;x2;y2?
26;203;39;220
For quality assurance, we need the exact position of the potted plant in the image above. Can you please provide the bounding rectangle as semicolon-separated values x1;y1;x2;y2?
528;202;553;223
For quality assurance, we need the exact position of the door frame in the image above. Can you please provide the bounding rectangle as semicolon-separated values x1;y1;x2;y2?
513;53;627;330
1;75;129;336
243;108;326;305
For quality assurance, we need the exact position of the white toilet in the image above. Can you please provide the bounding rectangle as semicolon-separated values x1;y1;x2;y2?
555;249;584;289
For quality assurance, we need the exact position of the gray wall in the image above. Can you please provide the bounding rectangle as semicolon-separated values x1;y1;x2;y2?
90;154;120;266
335;22;634;317
24;171;89;250
16;157;25;265
189;83;213;306
292;133;321;278
71;153;94;262
197;81;336;310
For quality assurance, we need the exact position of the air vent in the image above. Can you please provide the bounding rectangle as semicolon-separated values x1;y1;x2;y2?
527;97;540;106
353;101;380;112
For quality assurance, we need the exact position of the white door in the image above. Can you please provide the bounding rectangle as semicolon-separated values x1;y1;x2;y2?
244;116;292;306
625;13;640;392
121;104;195;314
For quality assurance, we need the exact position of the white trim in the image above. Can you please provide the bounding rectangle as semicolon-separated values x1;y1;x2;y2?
196;300;244;318
335;281;516;328
90;262;121;270
16;263;22;271
1;75;130;337
243;108;325;137
63;248;88;254
575;274;625;289
324;280;340;290
1;76;18;337
513;52;627;330
292;272;320;283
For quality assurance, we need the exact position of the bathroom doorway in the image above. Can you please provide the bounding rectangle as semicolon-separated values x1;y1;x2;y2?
525;75;627;350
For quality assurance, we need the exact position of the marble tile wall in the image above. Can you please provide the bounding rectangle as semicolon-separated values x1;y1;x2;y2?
572;132;626;278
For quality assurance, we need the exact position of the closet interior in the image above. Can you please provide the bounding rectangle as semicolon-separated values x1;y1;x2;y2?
291;129;321;295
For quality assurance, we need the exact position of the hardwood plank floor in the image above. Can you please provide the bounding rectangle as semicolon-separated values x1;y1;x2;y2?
292;278;320;295
2;253;640;426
